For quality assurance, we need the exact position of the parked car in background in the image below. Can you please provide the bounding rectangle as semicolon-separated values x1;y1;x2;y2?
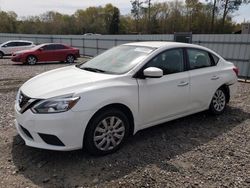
14;42;238;155
0;40;35;59
11;43;80;65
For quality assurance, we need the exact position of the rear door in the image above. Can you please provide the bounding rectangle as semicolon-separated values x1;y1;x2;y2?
186;48;223;110
137;48;191;128
17;42;34;51
53;44;68;61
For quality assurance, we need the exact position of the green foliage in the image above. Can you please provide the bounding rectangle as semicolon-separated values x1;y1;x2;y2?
0;1;248;35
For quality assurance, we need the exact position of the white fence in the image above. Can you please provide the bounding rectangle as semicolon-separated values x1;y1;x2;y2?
0;33;250;78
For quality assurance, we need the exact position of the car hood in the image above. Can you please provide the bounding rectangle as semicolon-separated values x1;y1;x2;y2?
20;66;119;99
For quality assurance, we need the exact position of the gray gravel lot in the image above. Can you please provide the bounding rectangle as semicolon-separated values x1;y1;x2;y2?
0;58;249;188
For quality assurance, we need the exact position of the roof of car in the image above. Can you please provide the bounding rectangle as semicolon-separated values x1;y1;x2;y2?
5;40;34;43
124;41;202;49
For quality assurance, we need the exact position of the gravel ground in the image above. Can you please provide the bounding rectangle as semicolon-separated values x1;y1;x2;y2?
0;58;249;188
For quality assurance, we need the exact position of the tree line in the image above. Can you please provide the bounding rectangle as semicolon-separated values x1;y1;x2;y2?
0;0;249;35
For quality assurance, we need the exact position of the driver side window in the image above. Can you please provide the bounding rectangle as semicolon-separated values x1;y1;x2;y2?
146;49;184;75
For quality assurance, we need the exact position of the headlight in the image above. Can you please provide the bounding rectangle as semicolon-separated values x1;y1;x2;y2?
31;96;80;114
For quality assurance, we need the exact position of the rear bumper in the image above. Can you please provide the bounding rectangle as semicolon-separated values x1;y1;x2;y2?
229;82;238;99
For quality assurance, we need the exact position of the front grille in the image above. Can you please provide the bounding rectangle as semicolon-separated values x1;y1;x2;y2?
19;92;31;108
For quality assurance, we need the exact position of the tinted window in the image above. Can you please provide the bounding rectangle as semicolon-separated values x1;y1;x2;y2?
187;49;213;69
42;44;66;50
54;44;66;50
4;42;16;47
17;42;32;46
42;45;54;51
146;49;184;74
212;54;219;64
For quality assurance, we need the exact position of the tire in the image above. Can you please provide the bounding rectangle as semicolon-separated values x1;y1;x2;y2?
209;88;227;115
66;55;75;64
26;55;37;65
84;108;130;155
0;51;4;59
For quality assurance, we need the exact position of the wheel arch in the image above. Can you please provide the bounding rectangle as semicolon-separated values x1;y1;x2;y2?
219;84;230;103
83;103;135;145
26;54;38;61
0;50;4;58
67;53;76;59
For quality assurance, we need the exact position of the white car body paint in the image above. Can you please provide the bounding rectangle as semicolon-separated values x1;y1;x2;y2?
0;40;35;55
14;42;238;151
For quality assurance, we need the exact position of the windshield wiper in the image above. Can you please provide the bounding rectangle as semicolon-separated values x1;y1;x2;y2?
80;67;106;73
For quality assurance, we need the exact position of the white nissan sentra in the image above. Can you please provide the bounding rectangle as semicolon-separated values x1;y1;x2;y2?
15;42;238;155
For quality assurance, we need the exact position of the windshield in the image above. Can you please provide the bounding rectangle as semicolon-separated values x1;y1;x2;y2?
31;44;44;50
79;45;155;74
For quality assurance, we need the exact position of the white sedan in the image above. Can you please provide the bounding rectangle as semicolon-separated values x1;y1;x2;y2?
15;42;238;155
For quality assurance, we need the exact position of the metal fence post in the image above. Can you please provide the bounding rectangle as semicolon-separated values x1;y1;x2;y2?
96;38;99;55
82;38;85;56
246;57;250;81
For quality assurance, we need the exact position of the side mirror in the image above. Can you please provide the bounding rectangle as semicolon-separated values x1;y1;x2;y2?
143;67;163;78
39;48;44;51
3;45;7;48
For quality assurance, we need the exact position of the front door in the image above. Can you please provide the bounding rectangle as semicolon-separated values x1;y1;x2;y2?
137;48;191;128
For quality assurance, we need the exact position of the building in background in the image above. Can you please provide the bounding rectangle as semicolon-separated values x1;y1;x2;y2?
242;23;250;34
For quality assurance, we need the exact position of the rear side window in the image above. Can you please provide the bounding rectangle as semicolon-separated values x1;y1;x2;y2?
17;42;32;46
146;49;184;75
212;54;219;64
187;49;213;70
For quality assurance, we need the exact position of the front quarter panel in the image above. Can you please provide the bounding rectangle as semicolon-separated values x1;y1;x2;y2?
72;77;139;129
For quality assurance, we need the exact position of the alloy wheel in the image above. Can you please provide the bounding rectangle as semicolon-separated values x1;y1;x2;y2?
67;55;75;63
212;89;226;112
93;116;125;151
27;56;37;65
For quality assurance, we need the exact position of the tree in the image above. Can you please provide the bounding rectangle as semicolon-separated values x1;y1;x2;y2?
130;0;143;32
219;0;250;32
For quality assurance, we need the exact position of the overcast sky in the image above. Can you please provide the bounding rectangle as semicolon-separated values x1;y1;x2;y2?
0;0;249;23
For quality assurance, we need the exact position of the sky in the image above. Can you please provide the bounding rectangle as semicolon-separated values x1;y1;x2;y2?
0;0;250;23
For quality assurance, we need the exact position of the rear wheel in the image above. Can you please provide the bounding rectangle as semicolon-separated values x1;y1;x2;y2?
66;55;75;64
209;88;227;115
26;55;37;65
0;51;3;59
84;108;130;155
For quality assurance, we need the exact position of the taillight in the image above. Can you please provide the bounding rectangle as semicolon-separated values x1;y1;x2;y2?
233;67;239;77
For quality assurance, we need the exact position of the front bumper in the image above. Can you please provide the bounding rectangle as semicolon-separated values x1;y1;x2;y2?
11;54;25;62
11;56;22;62
14;103;94;151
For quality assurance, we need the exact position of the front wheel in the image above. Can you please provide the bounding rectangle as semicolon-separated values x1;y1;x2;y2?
66;55;75;64
209;88;227;115
84;108;130;155
0;51;4;59
26;55;37;65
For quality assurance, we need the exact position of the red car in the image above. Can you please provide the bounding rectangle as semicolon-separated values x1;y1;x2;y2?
11;43;80;65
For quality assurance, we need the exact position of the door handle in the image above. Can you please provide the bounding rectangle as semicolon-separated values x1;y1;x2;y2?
211;75;219;80
178;81;189;86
